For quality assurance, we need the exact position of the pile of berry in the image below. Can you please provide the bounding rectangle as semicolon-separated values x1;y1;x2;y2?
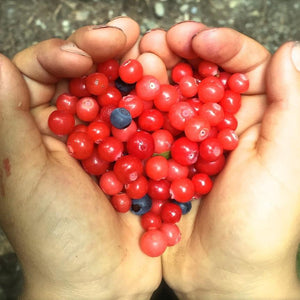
48;58;249;257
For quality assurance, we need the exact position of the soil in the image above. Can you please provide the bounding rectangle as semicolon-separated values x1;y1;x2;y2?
0;0;300;299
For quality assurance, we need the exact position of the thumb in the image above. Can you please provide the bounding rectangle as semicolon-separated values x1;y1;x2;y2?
0;54;45;168
257;42;300;176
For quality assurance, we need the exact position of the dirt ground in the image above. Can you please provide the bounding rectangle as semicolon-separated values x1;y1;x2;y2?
0;0;300;299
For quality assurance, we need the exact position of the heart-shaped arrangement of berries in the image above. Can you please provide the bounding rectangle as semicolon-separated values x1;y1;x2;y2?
48;58;249;257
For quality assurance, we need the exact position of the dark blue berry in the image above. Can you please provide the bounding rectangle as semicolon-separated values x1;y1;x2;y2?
110;107;132;129
130;194;152;215
172;200;192;215
115;77;136;96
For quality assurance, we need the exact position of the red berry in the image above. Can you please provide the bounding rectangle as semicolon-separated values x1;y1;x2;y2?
179;75;198;98
87;121;110;144
170;177;195;203
111;120;137;142
198;76;224;103
195;154;226;176
152;129;174;154
76;97;100;122
171;62;193;83
199;137;223;162
154;84;179;112
138;109;164;132
198;102;225;126
160;202;182;223
145;156;169;181
81;147;110;176
171;137;199;166
141;212;162;230
127;131;154;160
48;110;75;135
110;193;132;213
217;112;238;131
217;128;239;151
98;86;122;107
118;94;144;118
184;116;211;142
192;173;213;195
86;72;109;95
67;131;94;160
125;175;149;199
97;136;124;162
119;59;143;84
150;199;169;215
113;154;144;184
135;75;161;101
228;72;249;93
220;90;241;114
197;60;219;77
160;223;181;246
168;101;196;131
56;93;78;114
139;229;167;257
99;171;123;196
97;59;120;81
69;76;91;97
167;159;189;182
148;179;170;201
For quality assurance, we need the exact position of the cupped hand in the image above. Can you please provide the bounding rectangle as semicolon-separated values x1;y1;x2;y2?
158;23;300;299
0;17;166;300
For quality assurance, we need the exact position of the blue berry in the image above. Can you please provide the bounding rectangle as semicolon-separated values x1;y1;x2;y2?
110;107;132;129
115;77;136;96
130;194;152;215
172;200;192;215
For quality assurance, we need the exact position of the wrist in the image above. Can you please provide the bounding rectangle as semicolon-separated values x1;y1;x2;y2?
174;260;300;300
20;278;154;300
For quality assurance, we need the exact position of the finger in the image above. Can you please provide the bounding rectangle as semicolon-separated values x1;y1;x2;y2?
191;27;271;94
137;52;169;84
257;42;300;175
107;16;140;57
235;94;267;135
166;21;207;59
0;54;46;169
120;36;142;63
140;29;181;69
68;25;127;63
13;38;93;108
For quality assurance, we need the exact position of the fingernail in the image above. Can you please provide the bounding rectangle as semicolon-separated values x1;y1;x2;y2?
191;27;217;40
60;42;91;57
291;41;300;71
90;25;123;32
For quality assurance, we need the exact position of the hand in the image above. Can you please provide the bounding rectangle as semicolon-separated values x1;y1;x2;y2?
160;23;300;299
0;17;168;300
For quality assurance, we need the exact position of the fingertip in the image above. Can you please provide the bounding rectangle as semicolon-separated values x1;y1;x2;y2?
140;29;181;69
166;21;207;59
107;16;140;55
137;52;169;84
68;25;127;63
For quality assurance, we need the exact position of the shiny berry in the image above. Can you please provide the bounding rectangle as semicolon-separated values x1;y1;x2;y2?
192;173;213;195
228;72;249;93
135;75;161;101
172;200;192;215
99;171;123;196
113;154;144;184
110;107;132;129
56;93;78;114
170;177;195;203
119;59;143;84
67;131;94;160
160;223;181;246
139;229;167;257
110;193;132;213
130;194;152;215
97;136;124;162
184;116;211;142
199;137;223;162
86;72;109;95
160;202;182;223
145;156;169;181
48;110;75;135
171;137;199;166
76;97;99;122
141;212;162;230
127;131;154;160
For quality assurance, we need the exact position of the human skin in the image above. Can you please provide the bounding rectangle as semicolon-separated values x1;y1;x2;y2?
1;16;300;300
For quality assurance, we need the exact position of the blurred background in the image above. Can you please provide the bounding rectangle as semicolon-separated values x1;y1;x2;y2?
0;0;300;299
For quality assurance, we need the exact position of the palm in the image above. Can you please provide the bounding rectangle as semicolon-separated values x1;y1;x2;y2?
0;19;162;299
161;24;300;297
